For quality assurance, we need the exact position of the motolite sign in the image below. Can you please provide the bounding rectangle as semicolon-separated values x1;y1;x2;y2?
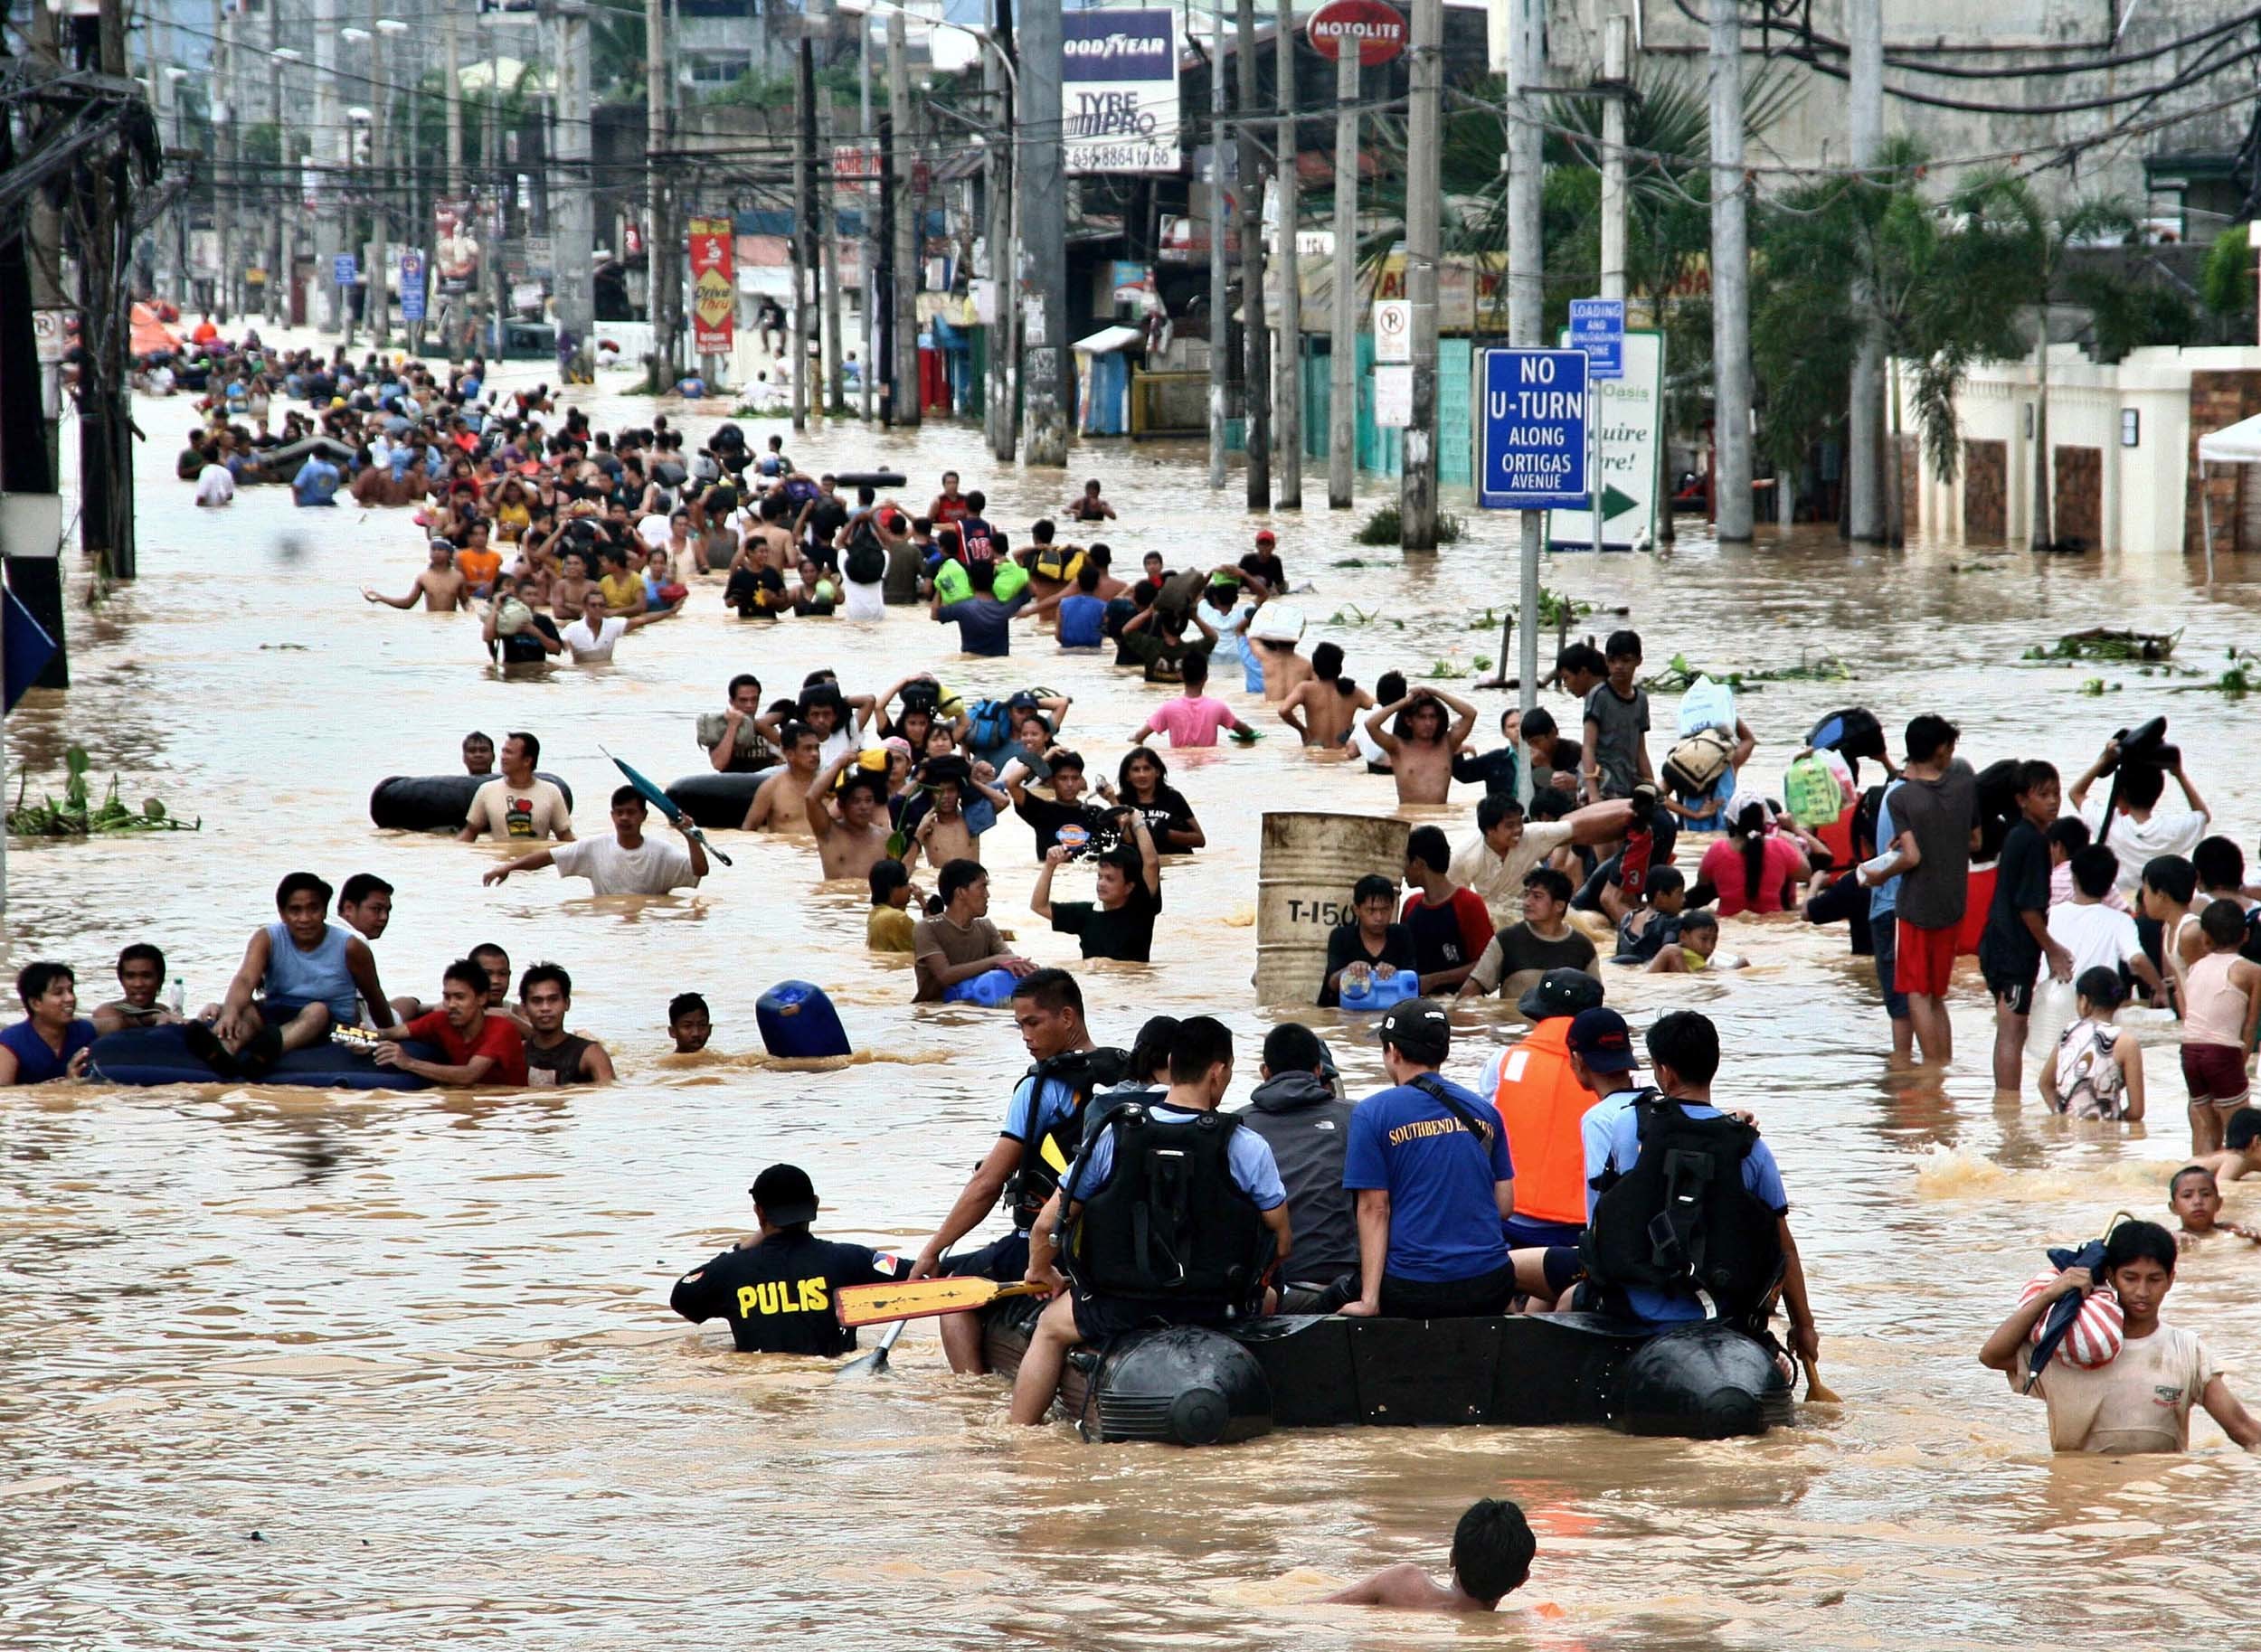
1064;9;1180;175
1306;0;1406;63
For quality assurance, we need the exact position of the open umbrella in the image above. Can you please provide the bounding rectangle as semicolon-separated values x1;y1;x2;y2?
601;747;733;867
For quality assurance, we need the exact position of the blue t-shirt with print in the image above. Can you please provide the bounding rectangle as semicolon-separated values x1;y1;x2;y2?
1068;1104;1286;1210
1594;1099;1788;1326
1341;1078;1515;1283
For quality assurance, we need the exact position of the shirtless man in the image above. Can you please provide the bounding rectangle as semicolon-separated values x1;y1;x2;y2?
1253;633;1314;703
804;758;896;881
1277;643;1374;749
1321;1499;1535;1615
908;772;979;871
364;539;469;611
551;549;595;623
1365;687;1480;804
743;722;823;831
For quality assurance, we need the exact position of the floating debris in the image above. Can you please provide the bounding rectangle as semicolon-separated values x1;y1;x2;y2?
6;746;201;838
2022;628;2180;662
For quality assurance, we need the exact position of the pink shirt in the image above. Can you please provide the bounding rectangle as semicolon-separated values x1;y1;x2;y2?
1140;694;1239;749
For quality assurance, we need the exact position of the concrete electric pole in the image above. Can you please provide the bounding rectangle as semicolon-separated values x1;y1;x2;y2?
1206;0;1228;489
1845;0;1884;541
1017;0;1068;463
1708;0;1754;543
1273;0;1300;507
553;2;595;370
1508;0;1543;707
1325;20;1358;509
1398;0;1440;551
1235;0;1270;506
368;0;392;348
887;12;921;429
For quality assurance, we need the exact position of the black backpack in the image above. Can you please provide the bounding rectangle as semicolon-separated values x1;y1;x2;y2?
1006;1046;1132;1228
844;519;886;585
1061;1103;1271;1306
1579;1095;1783;1324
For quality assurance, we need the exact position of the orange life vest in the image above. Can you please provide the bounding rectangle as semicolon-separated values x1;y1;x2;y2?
1490;1017;1591;1229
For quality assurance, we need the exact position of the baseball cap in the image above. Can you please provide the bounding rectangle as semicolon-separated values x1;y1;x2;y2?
1254;529;1277;546
1565;1007;1638;1074
750;1163;820;1225
1518;967;1605;1022
1377;997;1451;1063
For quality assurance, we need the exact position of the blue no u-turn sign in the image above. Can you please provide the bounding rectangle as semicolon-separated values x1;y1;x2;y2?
1477;348;1590;509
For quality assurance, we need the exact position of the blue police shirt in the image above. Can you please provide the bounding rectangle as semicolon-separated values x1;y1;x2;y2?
999;1070;1088;1235
1594;1099;1788;1326
1341;1078;1515;1283
1068;1104;1286;1210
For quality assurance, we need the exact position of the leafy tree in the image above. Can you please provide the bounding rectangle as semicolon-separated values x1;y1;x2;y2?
2200;224;2256;329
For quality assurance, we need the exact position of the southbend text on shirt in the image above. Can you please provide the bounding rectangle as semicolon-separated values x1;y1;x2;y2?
739;1277;830;1316
1387;1116;1480;1147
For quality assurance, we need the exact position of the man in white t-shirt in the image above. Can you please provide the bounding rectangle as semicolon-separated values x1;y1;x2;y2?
1450;792;1633;927
635;512;672;552
459;732;576;843
2047;844;2162;994
2068;738;2209;897
559;587;676;663
482;785;706;894
194;462;236;506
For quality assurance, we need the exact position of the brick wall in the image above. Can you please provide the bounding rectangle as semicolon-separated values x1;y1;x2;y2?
1963;439;2007;541
2054;445;2101;550
2185;372;2261;557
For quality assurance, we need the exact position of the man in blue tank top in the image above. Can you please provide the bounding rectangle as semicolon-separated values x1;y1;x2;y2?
190;873;395;1080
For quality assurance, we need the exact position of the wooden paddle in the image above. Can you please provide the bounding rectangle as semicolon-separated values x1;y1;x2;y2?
1802;1355;1842;1405
835;1276;1047;1327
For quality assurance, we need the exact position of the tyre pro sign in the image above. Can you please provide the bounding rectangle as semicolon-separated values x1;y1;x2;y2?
1064;9;1180;175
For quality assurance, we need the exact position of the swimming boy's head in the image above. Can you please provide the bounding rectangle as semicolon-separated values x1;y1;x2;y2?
2171;1164;2221;1232
1678;910;1719;956
2228;1106;2261;1158
1448;1498;1536;1608
1647;865;1687;915
868;857;911;909
667;991;712;1052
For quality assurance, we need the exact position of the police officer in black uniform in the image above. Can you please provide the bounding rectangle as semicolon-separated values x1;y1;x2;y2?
670;1164;913;1355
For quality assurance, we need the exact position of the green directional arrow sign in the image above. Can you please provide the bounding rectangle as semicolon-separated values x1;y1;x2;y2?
1600;484;1639;522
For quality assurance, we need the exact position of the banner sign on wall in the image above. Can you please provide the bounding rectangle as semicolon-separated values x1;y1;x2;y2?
1064;9;1180;175
688;216;735;354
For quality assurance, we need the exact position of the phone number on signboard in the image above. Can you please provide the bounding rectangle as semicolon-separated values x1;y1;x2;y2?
1068;143;1180;173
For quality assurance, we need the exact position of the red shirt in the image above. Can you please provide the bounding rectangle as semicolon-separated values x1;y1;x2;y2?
404;1009;529;1086
932;495;970;524
1402;886;1496;977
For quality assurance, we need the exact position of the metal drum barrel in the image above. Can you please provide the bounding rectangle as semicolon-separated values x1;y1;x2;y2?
1253;811;1411;1005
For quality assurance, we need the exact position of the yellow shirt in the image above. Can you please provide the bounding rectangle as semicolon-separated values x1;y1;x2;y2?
599;571;643;612
866;904;916;953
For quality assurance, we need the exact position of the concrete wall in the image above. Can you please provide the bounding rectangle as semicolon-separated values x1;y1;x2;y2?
1907;345;2261;555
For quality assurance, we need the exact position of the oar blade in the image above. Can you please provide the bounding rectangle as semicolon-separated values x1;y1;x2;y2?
837;1276;1030;1326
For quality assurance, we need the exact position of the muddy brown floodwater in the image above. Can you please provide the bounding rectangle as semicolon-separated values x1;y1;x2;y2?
5;359;2261;1651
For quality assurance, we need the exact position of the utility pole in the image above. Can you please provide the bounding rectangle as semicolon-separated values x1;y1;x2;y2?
368;0;392;349
1708;0;1753;542
313;0;343;334
1235;0;1269;505
1020;0;1068;463
1399;0;1440;550
647;0;675;391
1273;0;1300;506
1600;14;1628;302
213;0;235;320
860;11;876;422
1206;0;1228;489
792;33;815;430
820;99;846;414
1508;0;1543;708
553;1;595;371
265;0;285;325
1325;21;1357;508
81;0;137;581
886;12;921;429
982;15;1012;458
442;0;464;361
1845;0;1884;541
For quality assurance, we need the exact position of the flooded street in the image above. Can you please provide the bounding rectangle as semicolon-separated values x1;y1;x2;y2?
7;363;2261;1650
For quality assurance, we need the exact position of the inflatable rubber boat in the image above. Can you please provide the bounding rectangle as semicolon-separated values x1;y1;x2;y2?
89;1025;445;1090
982;1298;1792;1446
664;772;759;830
369;773;576;832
